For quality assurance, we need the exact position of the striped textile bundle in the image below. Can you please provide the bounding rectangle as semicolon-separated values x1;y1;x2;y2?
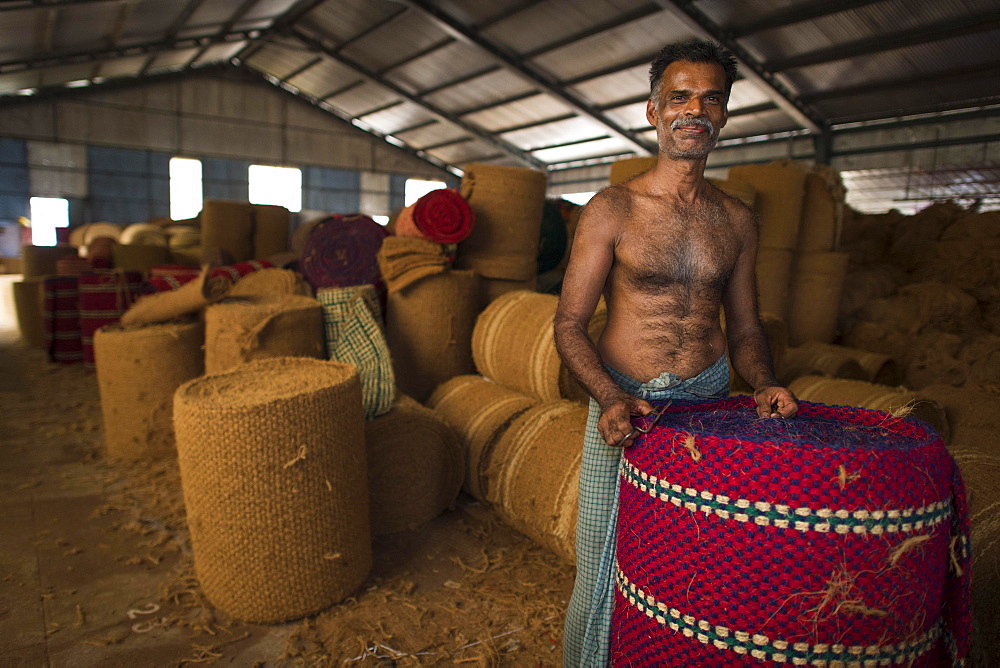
43;277;82;363
612;396;970;667
395;189;475;244
316;285;395;420
300;214;389;292
144;260;272;293
78;272;143;369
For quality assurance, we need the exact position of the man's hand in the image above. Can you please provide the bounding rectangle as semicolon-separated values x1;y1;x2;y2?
598;393;654;448
753;386;798;419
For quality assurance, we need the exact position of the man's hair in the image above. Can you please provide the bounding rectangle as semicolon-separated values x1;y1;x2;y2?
649;39;738;104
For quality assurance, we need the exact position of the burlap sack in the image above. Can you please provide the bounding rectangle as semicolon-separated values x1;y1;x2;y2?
427;375;539;501
727;163;806;250
485;400;586;564
364;395;464;535
13;278;46;348
204;295;326;374
228;268;312;300
201;199;254;262
121;270;233;328
95;321;204;460
253;204;290;258
173;357;371;623
386;269;479;403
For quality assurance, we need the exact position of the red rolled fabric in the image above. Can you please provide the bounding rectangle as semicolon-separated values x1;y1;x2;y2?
612;396;970;667
87;237;117;269
144;260;273;294
43;277;82;364
78;272;144;369
300;214;389;290
397;189;475;244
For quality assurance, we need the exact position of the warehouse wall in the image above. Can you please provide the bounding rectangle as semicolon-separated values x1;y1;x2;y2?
0;68;449;225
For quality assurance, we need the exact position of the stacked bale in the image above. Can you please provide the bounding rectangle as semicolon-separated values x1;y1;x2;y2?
112;244;171;273
780;341;899;387
457;163;547;308
94;321;204;459
12;278;46;348
173;357;371;623
252;204;291;259
201;199;254;262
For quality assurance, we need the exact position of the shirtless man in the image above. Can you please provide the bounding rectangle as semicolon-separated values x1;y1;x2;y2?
554;39;798;667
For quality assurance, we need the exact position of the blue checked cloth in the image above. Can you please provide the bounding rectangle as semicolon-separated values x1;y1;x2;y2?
563;355;730;668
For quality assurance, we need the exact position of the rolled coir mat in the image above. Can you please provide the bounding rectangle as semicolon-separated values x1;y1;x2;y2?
395;188;475;244
364;394;464;535
121;269;233;328
228;267;311;300
173;357;371;623
612;396;971;666
79;272;144;369
376;236;450;293
485;400;586;564
13;278;46;348
787;251;849;346
778;341;867;387
797;171;840;253
385;269;479;403
788;375;949;442
119;223;168;247
300;214;389;291
94;321;204;460
609;157;657;186
317;285;394;419
755;246;794;322
204;295;326;374
201;199;254;262
252;204;290;259
43;276;82;364
727;163;807;250
920;385;1000;457
948;447;1000;666
427;375;539;501
472;290;605;402
22;244;78;279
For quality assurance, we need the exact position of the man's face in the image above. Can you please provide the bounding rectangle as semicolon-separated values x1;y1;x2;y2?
646;60;729;161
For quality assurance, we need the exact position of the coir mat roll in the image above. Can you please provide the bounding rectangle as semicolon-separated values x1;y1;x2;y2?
300;214;389;291
78;271;143;369
612;396;970;666
395;188;475;244
43;276;82;364
94;321;204;460
13;278;46;348
173;357;371;623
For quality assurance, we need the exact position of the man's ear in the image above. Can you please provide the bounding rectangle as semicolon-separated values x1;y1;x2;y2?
645;97;657;126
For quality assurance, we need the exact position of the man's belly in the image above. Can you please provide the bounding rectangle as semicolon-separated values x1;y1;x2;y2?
597;322;726;383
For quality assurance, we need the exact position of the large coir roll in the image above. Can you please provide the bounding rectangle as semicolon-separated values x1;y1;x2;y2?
386;269;479;403
173;357;371;623
486;400;586;563
949;448;1000;666
609;157;657;185
427;375;539;501
788;376;949;442
201;199;254;262
457;163;546;281
22;244;78;279
95;321;204;459
787;251;849;346
779;342;867;386
755;247;794;322
204;295;326;374
472;290;606;401
364;395;464;535
727;163;807;250
253;204;290;258
612;396;970;666
797;172;839;252
13;278;45;348
921;385;1000;457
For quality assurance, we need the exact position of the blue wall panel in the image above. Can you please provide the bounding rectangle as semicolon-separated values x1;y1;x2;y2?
87;146;170;223
0;139;29;220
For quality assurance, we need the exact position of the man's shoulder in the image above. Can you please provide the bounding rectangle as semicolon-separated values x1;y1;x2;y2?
703;182;756;223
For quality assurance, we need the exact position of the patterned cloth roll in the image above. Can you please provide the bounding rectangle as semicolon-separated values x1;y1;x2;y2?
144;260;273;294
396;189;475;244
78;272;143;369
43;277;82;364
300;214;389;293
612;396;970;667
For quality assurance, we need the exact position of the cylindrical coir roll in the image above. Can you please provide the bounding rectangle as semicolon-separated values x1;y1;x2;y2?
385;269;480;403
228;267;311;300
948;447;1000;667
457;163;546;280
253;204;290;258
920;385;1000;457
364;394;464;535
787;251;849;346
427;375;539;501
727;163;807;250
173;357;371;623
201;199;254;262
609;157;657;186
788;375;950;442
13;278;46;348
121;270;233;328
778;342;868;386
755;246;794;322
112;244;171;273
485;400;586;563
707;177;757;208
204;295;326;374
479;274;537;309
94;321;204;459
797;172;839;252
119;223;168;246
22;244;78;279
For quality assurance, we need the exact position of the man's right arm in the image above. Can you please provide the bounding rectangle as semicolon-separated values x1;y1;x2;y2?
553;193;652;446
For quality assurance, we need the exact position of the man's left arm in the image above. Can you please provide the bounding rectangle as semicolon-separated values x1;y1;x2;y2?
722;209;798;419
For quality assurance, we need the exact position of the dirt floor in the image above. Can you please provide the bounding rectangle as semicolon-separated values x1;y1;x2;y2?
0;299;574;666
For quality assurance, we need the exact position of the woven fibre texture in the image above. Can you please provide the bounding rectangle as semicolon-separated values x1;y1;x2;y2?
920;385;1000;457
609;157;656;186
79;272;143;369
396;188;475;244
376;236;449;294
112;244;171;273
123;271;233;328
788;251;850;346
612;396;970;667
204;295;326;375
727;164;807;250
13;279;46;348
22;244;77;279
364;395;464;535
300;214;389;290
779;343;867;387
228;268;311;300
456;163;545;278
95;321;204;460
486;400;585;564
477;275;537;310
317;285;395;420
173;357;370;623
788;376;949;443
427;375;538;501
44;276;81;363
386;269;479;403
201;199;254;262
252;204;290;258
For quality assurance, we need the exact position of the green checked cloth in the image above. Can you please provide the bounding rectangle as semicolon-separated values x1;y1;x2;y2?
317;285;395;419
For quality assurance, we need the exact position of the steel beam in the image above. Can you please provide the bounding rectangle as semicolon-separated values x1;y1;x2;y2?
729;0;886;38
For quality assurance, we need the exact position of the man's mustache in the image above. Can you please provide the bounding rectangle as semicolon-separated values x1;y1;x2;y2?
670;117;714;133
